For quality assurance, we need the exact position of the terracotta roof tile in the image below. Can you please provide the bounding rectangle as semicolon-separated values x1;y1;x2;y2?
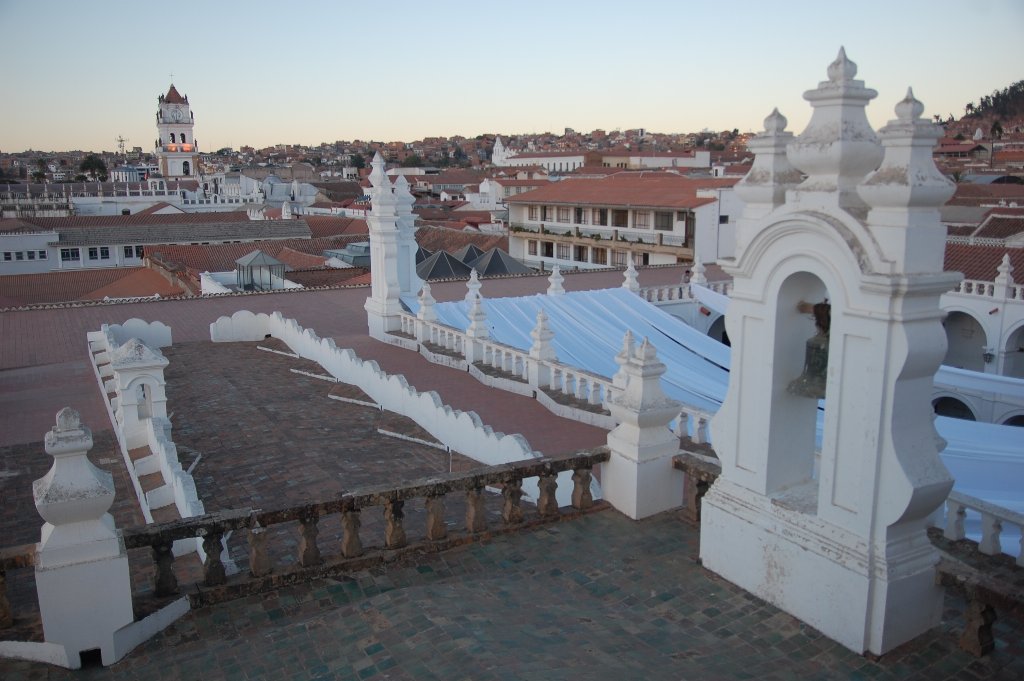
164;84;186;104
303;216;368;238
283;268;369;287
974;216;1024;239
276;247;327;270
0;267;181;306
148;236;364;274
944;243;1024;281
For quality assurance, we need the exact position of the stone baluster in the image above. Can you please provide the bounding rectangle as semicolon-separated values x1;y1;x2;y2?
960;598;997;657
537;472;559;518
944;500;966;541
152;540;179;596
978;514;1003;556
199;530;226;586
425;495;447;540
464;295;489;363
384;500;407;549
248;517;271;578
0;568;12;628
571;468;593;510
341;507;363;558
466;487;487;533
502;480;524;524
298;514;322;567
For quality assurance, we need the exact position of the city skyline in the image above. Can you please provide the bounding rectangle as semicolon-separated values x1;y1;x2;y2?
2;0;1023;154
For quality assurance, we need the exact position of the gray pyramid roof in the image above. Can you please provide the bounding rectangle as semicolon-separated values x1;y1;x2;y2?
452;243;486;264
236;250;283;267
416;250;473;280
466;248;533;275
415;246;433;264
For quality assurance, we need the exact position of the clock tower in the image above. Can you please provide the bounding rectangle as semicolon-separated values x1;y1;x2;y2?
154;84;200;178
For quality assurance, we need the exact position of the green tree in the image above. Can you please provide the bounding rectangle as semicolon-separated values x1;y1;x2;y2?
990;120;1004;139
401;154;424;167
349;154;366;169
79;154;108;181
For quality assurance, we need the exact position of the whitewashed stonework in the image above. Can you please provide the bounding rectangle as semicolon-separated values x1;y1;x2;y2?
365;153;405;339
701;50;960;655
111;338;170;450
602;338;683;519
33;408;134;667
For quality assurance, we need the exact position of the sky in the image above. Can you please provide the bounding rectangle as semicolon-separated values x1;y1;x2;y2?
1;0;1022;153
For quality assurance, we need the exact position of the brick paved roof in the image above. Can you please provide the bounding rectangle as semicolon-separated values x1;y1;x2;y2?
148;235;363;273
974;215;1024;239
304;215;368;238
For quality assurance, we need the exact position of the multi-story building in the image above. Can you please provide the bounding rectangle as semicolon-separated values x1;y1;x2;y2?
154;84;200;178
506;174;740;269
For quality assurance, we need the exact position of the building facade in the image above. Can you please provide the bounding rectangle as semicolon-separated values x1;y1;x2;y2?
154;84;200;178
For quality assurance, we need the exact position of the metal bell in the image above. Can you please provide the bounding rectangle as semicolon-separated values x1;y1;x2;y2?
787;332;828;399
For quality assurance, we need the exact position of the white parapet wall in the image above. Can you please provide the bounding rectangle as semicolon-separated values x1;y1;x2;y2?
210;310;586;504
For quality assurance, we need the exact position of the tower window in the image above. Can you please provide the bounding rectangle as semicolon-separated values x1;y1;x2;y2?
182;161;191;176
169;133;176;143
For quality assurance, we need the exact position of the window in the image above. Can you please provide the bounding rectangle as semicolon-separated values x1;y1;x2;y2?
15;251;23;261
124;246;134;258
634;211;650;228
655;211;674;231
612;250;628;267
100;247;110;259
2;252;10;261
27;251;35;260
182;161;190;176
612;210;629;228
719;214;729;224
169;133;176;143
556;243;570;260
593;208;608;226
135;245;144;258
556;207;570;223
61;248;80;262
528;240;538;256
38;250;47;260
541;241;554;258
574;245;588;262
592;248;608;265
541;206;550;221
88;247;99;260
575;207;587;224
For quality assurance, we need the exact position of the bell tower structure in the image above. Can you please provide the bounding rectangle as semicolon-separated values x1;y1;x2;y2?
154;84;199;178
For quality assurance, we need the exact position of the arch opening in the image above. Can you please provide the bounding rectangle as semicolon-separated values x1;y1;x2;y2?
942;311;987;371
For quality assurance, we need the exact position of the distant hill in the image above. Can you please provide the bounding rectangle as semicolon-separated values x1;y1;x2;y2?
963;80;1024;120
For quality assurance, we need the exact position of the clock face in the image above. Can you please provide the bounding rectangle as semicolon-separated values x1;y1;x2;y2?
171;107;183;122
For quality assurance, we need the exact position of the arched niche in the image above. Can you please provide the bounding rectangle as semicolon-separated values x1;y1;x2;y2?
932;395;976;421
707;314;728;345
942;310;987;371
1003;322;1024;378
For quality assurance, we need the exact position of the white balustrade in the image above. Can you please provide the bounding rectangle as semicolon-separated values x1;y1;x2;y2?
939;491;1024;566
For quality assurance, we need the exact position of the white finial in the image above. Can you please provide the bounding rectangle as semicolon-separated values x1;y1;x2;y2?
764;108;788;134
996;253;1014;281
547;264;565;295
894;87;925;122
622;261;640;292
635;337;657;361
827;46;857;83
691;256;707;284
465;269;482;301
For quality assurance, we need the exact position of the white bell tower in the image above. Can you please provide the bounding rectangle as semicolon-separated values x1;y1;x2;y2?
154;84;199;178
699;49;959;656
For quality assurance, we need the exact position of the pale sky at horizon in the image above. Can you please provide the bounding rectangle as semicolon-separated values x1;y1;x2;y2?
1;0;1022;153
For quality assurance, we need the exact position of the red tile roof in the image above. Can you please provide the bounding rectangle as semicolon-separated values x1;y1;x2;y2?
164;84;186;104
974;216;1024;240
0;267;183;307
1;210;251;233
944;243;1024;281
505;175;737;209
948;184;1024;206
276;247;327;270
304;216;368;238
415;226;507;254
282;268;369;287
148;236;364;274
134;202;183;215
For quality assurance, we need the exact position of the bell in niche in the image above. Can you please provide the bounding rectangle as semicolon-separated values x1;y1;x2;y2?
787;301;830;399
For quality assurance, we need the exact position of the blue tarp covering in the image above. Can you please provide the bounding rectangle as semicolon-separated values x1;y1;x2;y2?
404;287;1024;539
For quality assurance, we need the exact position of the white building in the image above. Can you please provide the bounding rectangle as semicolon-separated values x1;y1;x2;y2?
506;174;741;269
154;84;200;179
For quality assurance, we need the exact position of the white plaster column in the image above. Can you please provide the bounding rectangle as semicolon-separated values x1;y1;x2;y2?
364;153;404;339
416;282;436;344
464;295;489;363
394;175;423;296
602;338;683;520
34;408;134;668
465;269;482;302
527;309;556;387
